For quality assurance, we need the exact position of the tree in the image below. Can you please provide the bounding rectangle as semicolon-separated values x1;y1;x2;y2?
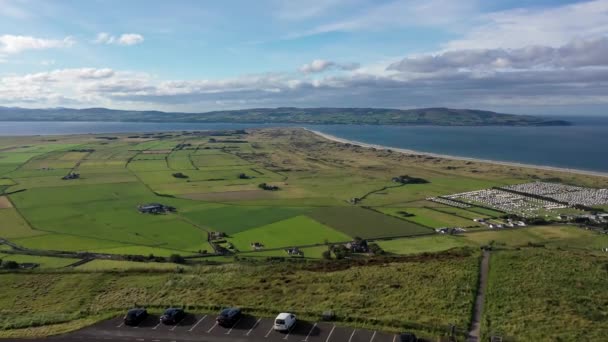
332;245;349;259
2;260;19;269
368;243;385;255
169;254;186;264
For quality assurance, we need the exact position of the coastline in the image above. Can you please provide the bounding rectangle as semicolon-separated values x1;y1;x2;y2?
305;128;608;178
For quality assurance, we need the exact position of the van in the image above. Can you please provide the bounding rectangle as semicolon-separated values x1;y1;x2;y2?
273;312;296;332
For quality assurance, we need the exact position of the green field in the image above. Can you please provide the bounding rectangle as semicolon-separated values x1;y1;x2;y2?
376;235;472;255
461;225;607;250
0;252;479;337
0;208;47;239
378;207;476;228
183;206;310;234
0;128;608;340
308;206;433;238
228;215;351;251
0;253;79;269
483;249;608;341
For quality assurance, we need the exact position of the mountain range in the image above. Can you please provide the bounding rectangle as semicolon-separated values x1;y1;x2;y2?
0;106;570;126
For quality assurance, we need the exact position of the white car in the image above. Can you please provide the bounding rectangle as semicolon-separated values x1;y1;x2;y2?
273;312;296;332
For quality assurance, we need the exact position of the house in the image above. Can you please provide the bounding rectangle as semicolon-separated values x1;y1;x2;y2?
250;242;264;250
285;247;303;256
345;239;369;253
137;203;176;214
258;183;279;191
210;231;226;240
62;172;80;180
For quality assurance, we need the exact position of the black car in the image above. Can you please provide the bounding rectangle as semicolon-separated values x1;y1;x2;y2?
124;308;148;326
216;307;242;327
398;332;418;342
160;308;186;325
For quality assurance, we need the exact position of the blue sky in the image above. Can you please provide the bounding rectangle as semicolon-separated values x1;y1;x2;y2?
0;0;607;114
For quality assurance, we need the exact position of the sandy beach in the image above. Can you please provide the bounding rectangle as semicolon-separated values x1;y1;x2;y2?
306;128;608;178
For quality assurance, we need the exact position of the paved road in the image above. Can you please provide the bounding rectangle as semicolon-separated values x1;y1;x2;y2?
467;250;490;342
3;314;400;342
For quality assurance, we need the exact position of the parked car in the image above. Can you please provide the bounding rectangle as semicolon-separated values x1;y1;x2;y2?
398;332;418;342
160;308;185;325
124;308;148;326
216;307;242;327
273;312;296;332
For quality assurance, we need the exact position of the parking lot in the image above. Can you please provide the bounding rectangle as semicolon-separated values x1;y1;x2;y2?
34;313;400;342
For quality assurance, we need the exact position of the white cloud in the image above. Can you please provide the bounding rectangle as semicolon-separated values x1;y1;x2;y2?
444;0;608;50
117;33;144;46
388;37;608;73
2;64;607;112
299;59;359;73
285;0;477;39
0;35;74;54
94;32;144;46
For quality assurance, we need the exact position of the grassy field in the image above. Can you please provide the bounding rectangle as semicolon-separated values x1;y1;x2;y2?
376;235;473;255
308;206;433;238
378;207;476;228
461;225;608;251
0;253;79;268
483;249;608;341
0;252;479;337
1;128;608;339
228;215;351;251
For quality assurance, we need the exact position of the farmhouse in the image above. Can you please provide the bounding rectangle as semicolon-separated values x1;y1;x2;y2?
285;247;303;256
172;172;189;179
62;172;80;180
210;231;226;240
436;227;466;234
391;175;429;184
346;239;369;253
137;203;176;214
258;183;279;191
250;242;264;250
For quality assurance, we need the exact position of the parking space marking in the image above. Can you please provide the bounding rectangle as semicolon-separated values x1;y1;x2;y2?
116;322;124;328
392;335;396;342
348;329;357;342
226;318;243;335
246;318;262;336
369;331;377;342
170;318;184;331
207;321;219;333
283;323;297;340
189;315;207;332
325;324;336;342
265;325;275;338
302;322;317;342
152;322;161;330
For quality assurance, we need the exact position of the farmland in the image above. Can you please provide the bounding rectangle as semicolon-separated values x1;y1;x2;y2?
1;128;608;340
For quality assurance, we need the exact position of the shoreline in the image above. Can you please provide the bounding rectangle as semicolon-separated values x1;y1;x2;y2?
305;129;608;178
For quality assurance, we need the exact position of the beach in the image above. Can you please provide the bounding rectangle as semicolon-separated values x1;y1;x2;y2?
306;129;608;178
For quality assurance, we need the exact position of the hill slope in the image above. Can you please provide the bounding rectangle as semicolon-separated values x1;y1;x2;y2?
0;106;570;126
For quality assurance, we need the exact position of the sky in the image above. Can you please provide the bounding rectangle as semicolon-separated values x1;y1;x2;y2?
0;0;607;115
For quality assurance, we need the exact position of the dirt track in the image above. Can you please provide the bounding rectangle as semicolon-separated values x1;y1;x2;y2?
467;250;490;342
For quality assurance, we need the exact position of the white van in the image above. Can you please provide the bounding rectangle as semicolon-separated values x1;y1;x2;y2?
273;312;296;332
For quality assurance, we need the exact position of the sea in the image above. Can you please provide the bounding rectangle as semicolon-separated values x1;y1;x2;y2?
0;116;607;173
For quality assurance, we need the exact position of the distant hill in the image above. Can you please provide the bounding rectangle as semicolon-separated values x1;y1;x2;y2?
0;106;570;126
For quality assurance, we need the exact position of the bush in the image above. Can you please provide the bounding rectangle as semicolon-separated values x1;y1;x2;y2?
169;254;186;264
322;250;332;260
2;260;19;269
